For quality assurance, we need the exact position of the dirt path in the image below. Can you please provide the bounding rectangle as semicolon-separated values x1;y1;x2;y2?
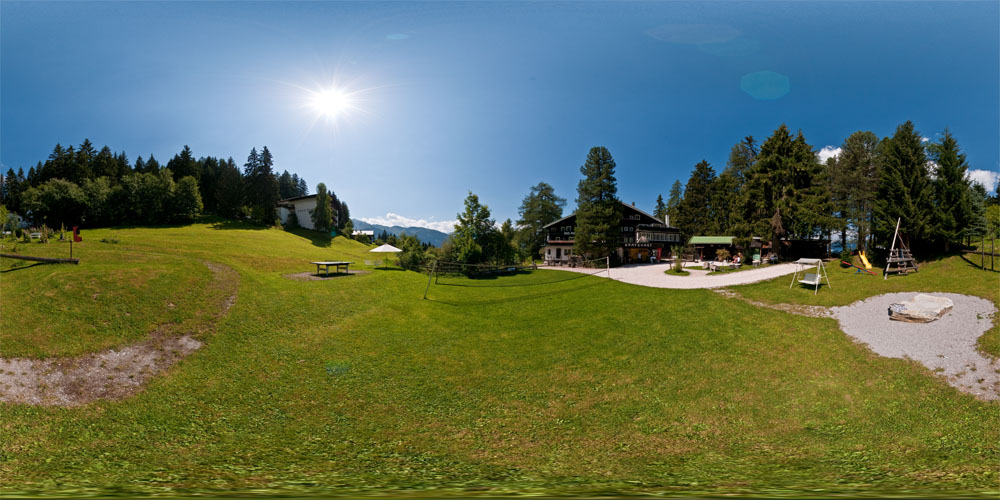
0;261;238;407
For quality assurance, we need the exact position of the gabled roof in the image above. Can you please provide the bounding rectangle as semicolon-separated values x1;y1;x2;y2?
277;194;318;203
689;236;735;245
543;200;674;229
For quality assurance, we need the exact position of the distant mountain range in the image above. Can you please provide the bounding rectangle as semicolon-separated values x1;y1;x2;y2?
351;219;450;247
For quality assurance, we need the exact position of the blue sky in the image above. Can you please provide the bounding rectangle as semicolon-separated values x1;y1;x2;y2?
2;1;998;231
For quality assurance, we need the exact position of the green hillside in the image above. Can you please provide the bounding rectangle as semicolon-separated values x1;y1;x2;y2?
1;223;998;497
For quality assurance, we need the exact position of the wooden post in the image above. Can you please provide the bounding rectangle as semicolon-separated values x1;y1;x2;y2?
993;237;995;271
983;237;986;270
423;261;436;299
606;256;611;279
885;217;901;280
70;239;73;260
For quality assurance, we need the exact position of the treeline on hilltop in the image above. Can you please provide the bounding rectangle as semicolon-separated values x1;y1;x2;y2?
399;120;999;271
0;140;350;230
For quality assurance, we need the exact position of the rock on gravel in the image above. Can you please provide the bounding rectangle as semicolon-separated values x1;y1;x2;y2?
831;292;998;400
888;294;954;323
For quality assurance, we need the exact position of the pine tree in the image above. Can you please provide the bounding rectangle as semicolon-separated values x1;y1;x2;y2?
666;180;683;225
928;129;973;251
653;194;667;222
747;125;830;258
516;181;566;258
312;183;334;232
278;170;295;199
242;146;279;225
297;177;308;196
215;157;244;219
134;156;146;174
829;131;880;252
574;146;620;260
677;160;717;238
338;201;350;229
92;146;116;178
146;154;161;173
168;145;199;181
874;121;934;255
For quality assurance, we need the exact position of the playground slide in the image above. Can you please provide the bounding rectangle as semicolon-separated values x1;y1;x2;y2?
859;252;873;269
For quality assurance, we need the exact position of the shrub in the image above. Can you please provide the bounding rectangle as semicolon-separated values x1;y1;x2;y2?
716;248;730;262
285;211;300;230
839;248;853;266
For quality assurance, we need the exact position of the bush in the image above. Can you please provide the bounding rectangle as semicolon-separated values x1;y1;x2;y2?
716;248;730;262
839;248;853;266
285;211;300;230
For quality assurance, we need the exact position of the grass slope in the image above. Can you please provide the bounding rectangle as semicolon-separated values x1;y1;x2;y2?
2;223;998;497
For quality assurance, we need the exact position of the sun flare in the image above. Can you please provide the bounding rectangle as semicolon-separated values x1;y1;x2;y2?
308;87;355;120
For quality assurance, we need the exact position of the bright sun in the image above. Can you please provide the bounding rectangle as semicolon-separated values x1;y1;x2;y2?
309;87;354;119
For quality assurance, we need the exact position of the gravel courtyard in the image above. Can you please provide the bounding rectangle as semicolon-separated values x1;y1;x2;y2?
831;292;998;400
541;262;800;289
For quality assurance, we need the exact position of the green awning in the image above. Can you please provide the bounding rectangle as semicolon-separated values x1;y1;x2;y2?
688;236;735;245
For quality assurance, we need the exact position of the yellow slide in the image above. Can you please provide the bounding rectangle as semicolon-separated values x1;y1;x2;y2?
859;251;873;270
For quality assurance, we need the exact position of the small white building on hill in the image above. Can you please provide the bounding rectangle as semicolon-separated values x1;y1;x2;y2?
277;195;338;231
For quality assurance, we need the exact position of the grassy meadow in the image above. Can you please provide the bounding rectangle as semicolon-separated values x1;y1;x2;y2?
1;221;998;497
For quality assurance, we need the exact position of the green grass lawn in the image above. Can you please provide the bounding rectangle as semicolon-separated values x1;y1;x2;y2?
664;268;689;276
2;222;999;497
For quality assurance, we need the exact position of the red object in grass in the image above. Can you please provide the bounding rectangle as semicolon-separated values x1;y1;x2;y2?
72;226;82;242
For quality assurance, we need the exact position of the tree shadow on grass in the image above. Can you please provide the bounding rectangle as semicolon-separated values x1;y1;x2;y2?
208;219;270;231
960;253;1000;273
426;280;603;307
0;262;47;274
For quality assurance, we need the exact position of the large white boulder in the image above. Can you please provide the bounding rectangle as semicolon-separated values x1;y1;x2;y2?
888;294;954;323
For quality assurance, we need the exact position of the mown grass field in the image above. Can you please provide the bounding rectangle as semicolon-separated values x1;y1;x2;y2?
1;221;998;498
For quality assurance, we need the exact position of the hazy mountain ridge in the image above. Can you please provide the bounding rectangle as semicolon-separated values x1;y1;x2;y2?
352;219;451;247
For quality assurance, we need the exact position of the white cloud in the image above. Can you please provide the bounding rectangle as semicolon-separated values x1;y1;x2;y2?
360;213;456;233
967;169;1000;193
817;146;841;164
921;137;930;143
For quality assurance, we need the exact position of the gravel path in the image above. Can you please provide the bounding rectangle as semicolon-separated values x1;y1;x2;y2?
831;292;999;400
539;262;800;289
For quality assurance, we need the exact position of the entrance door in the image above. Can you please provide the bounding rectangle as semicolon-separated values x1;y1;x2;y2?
556;247;562;259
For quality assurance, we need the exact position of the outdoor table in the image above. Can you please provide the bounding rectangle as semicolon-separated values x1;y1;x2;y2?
311;261;353;276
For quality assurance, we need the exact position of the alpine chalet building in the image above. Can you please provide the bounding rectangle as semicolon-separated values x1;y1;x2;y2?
542;200;681;265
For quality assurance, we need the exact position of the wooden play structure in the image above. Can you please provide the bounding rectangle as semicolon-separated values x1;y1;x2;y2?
884;217;918;279
789;258;830;295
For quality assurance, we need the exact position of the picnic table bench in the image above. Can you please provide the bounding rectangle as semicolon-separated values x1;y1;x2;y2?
311;261;354;276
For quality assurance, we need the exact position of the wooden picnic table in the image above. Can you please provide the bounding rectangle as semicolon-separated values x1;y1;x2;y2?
311;261;354;276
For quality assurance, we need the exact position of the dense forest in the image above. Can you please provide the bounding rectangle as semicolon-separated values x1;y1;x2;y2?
663;121;998;258
0;140;350;231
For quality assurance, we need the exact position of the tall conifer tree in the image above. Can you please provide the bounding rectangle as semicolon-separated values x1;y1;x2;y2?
574;146;620;260
874;121;934;254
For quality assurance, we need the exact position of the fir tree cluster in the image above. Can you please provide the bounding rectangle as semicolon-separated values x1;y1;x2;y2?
664;122;995;258
0;140;351;230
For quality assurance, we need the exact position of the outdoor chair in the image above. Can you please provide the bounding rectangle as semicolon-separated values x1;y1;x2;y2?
752;255;761;266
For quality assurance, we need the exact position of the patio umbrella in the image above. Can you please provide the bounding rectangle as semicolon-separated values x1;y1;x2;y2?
369;243;402;268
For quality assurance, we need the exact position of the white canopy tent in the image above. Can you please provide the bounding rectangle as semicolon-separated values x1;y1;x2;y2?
369;244;402;269
788;258;831;295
